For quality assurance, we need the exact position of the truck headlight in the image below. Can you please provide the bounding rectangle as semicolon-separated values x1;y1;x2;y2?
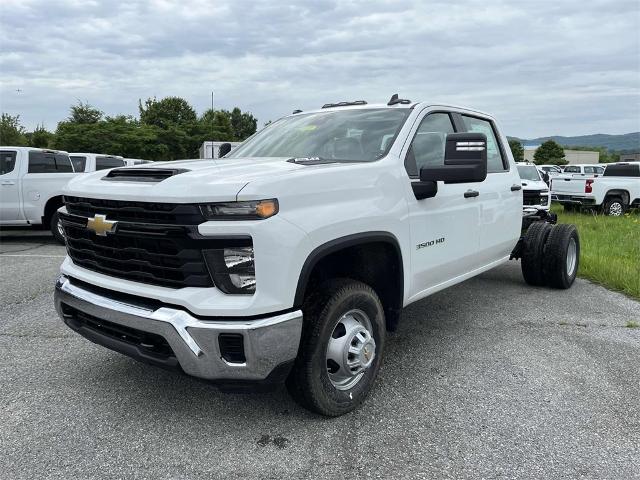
203;246;256;294
200;199;278;220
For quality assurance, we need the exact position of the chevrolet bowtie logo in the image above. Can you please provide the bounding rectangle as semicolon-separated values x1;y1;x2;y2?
86;214;117;236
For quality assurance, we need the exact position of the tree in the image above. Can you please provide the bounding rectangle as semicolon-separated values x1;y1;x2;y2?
27;124;54;148
0;113;28;146
197;109;234;141
508;139;524;162
533;140;567;165
68;101;103;124
139;96;197;129
230;107;257;141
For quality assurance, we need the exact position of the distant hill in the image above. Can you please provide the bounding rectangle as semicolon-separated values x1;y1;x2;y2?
508;132;640;152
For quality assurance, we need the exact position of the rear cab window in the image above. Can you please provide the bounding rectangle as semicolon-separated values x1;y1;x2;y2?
603;164;640;177
0;150;17;175
459;115;507;173
70;156;87;172
95;156;126;170
564;166;580;173
28;151;74;173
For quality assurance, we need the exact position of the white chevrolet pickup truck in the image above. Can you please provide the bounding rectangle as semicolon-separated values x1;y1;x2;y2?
54;98;580;415
0;147;76;243
551;162;640;215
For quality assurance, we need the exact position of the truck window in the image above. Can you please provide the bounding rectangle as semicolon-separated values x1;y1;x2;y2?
459;115;506;173
95;156;126;170
70;156;87;172
0;150;17;175
564;166;579;173
603;164;640;177
28;151;74;173
404;113;454;178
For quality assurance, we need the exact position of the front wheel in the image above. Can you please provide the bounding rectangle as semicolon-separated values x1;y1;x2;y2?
286;279;385;416
50;211;65;245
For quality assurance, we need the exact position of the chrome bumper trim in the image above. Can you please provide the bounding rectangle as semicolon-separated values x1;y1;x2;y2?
55;275;303;381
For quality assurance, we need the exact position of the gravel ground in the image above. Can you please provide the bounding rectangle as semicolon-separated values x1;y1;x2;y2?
1;232;639;480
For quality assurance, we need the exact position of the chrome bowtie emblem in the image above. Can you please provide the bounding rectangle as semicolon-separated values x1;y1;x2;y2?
86;214;117;236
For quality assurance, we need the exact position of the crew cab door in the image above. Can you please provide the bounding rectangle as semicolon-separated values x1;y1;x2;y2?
0;149;23;223
457;114;521;264
402;111;485;297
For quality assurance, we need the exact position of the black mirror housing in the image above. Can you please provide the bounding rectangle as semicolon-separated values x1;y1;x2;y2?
218;143;232;158
420;133;488;184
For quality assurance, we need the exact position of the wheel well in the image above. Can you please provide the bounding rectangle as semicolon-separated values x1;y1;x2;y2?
42;196;64;225
295;234;404;331
604;190;629;205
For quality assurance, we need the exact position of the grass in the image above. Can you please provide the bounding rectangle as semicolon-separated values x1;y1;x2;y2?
552;204;639;300
626;321;639;329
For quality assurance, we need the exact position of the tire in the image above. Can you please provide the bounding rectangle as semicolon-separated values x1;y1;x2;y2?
521;221;553;286
286;278;385;416
50;211;65;245
602;196;626;216
543;224;580;289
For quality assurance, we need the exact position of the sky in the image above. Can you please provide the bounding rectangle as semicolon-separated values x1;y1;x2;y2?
1;0;639;138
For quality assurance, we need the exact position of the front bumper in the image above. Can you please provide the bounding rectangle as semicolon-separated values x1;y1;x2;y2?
55;275;303;382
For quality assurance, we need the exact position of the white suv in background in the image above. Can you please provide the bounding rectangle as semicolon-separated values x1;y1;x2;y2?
517;162;551;213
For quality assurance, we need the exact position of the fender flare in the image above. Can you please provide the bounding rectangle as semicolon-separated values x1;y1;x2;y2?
293;231;404;309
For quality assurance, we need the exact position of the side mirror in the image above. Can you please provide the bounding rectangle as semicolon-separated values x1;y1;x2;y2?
420;133;488;184
218;142;232;158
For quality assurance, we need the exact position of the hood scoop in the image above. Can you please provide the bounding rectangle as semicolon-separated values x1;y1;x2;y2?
102;168;190;183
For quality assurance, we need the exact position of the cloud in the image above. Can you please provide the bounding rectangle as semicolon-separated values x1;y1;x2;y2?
0;0;638;138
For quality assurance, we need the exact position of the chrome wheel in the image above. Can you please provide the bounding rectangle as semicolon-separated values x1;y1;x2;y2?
608;202;623;216
566;237;577;276
325;309;376;391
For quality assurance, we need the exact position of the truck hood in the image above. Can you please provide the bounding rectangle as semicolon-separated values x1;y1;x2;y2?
63;157;347;203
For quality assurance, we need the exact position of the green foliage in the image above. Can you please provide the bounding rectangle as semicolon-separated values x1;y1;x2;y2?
0;113;28;146
27;124;54;148
68;101;103;124
533;140;567;165
508;139;524;162
139;96;197;129
9;97;258;161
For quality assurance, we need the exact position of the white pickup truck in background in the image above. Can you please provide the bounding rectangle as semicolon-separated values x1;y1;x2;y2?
517;163;550;214
0;147;77;243
551;162;640;215
560;164;606;177
69;153;130;172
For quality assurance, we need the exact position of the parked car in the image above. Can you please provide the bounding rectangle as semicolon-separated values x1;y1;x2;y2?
517;163;551;213
560;164;606;177
54;98;580;416
69;153;129;172
551;162;640;215
538;165;563;176
0;147;76;243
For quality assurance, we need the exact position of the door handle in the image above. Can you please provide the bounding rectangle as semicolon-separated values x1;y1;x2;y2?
1;180;16;186
510;184;522;191
464;190;479;198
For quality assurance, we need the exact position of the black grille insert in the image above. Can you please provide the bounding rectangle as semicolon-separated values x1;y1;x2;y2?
64;196;205;225
218;333;246;363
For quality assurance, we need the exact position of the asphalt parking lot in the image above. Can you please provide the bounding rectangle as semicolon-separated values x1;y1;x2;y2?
1;231;639;480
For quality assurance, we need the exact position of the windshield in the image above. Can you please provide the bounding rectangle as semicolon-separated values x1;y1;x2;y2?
517;165;541;181
228;108;410;162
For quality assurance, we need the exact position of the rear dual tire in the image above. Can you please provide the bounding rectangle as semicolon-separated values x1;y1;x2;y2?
521;222;579;289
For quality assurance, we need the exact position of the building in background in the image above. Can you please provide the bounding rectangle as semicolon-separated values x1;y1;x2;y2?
523;146;599;164
199;141;241;159
619;153;640;162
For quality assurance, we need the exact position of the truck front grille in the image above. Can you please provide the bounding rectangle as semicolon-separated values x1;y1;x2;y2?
523;190;548;206
62;220;215;288
64;196;205;225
